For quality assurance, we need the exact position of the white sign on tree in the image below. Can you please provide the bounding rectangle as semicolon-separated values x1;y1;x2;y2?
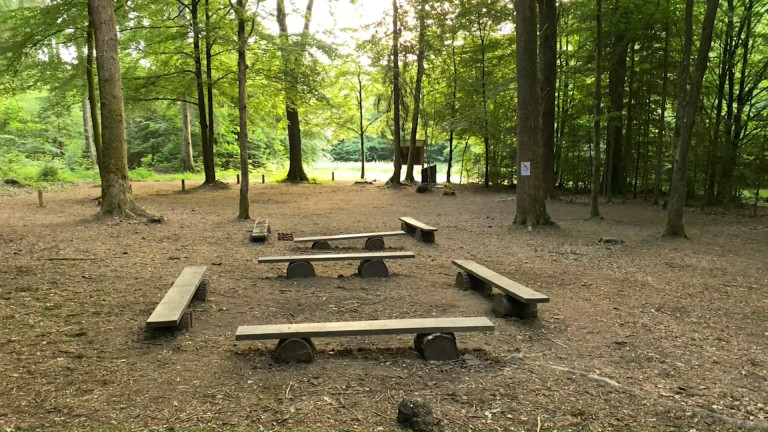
521;162;531;176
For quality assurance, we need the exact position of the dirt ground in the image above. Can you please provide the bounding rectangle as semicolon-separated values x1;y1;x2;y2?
0;180;766;431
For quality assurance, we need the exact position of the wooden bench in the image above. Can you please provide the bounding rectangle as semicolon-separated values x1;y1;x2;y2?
146;266;208;328
399;217;437;243
453;259;549;319
294;231;406;251
258;251;415;278
235;316;495;362
250;218;270;243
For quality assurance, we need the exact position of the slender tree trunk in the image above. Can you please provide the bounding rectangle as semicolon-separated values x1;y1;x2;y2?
191;0;215;184
653;13;670;206
89;0;134;216
277;0;311;182
357;70;365;179
405;0;427;183
515;0;551;227
181;101;195;172
665;0;720;237
625;42;636;198
236;0;249;219
590;0;603;218
480;30;490;187
86;11;102;172
447;39;457;183
538;0;557;196
82;98;97;168
205;0;215;155
389;0;402;184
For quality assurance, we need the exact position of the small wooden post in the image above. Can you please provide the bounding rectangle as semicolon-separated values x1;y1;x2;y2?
37;189;44;207
237;174;240;184
181;179;186;191
262;174;265;184
332;171;335;181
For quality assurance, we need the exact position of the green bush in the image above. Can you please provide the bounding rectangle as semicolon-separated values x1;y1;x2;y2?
37;163;60;182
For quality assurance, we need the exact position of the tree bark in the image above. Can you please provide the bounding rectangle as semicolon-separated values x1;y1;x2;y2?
181;101;195;172
447;39;457;183
357;70;365;179
515;0;551;227
538;0;557;196
665;0;720;237
205;0;215;158
90;0;134;217
389;0;402;184
191;0;215;184
590;0;603;218
605;33;629;200
86;10;102;172
480;29;490;187
277;0;311;182
236;0;249;219
653;12;670;206
82;98;97;168
405;0;427;183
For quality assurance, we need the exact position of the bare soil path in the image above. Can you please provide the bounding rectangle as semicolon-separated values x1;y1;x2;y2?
0;181;766;430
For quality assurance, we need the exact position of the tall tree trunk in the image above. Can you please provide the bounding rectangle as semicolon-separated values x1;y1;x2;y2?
515;0;551;227
191;0;215;184
277;0;311;182
236;0;249;219
89;0;134;216
357;70;365;180
653;12;670;206
590;0;603;218
82;98;97;168
664;0;720;237
86;10;102;172
605;34;629;200
447;38;457;183
405;0;427;183
625;42;637;198
538;0;557;196
205;0;215;160
389;0;403;184
181;101;195;172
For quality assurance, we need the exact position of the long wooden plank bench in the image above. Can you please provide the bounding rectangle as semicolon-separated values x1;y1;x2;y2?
453;259;549;319
235;316;495;362
250;218;270;243
294;230;406;251
146;266;208;328
399;217;437;243
258;251;416;278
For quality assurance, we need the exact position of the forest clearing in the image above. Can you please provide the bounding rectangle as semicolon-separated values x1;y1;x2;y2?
0;181;766;430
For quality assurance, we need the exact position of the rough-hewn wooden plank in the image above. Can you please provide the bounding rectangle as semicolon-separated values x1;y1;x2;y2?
399;217;437;232
146;266;207;328
258;251;416;264
236;317;495;341
294;231;406;243
250;219;269;242
453;259;549;304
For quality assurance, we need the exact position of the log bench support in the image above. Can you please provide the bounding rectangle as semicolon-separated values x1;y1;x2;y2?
236;317;494;363
295;231;405;251
399;217;437;244
310;236;386;251
286;259;389;278
453;259;549;319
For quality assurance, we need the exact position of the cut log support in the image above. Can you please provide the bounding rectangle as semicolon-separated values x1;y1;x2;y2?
364;237;385;251
311;241;332;250
286;262;315;279
358;259;389;278
414;333;459;361
273;337;316;363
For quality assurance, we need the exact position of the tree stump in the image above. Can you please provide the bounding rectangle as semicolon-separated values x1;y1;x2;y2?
273;338;316;363
414;333;459;361
286;262;315;279
492;293;538;319
192;279;208;302
397;397;436;431
311;241;332;250
364;237;385;251
358;259;389;278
